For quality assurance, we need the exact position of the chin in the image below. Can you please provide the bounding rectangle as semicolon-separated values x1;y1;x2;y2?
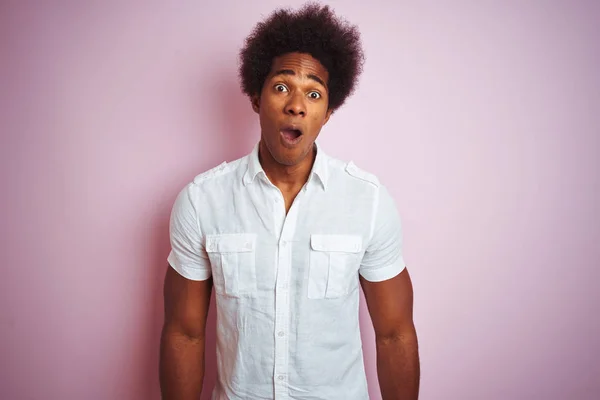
274;146;309;167
272;149;302;166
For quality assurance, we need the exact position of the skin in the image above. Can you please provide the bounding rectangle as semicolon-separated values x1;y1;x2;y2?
159;270;212;399
361;270;420;400
159;51;419;400
251;52;333;213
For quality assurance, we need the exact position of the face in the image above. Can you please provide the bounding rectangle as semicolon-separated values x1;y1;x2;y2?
252;52;333;166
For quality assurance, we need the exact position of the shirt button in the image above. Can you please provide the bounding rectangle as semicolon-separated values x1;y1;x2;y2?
281;241;287;247
278;331;285;337
278;375;285;381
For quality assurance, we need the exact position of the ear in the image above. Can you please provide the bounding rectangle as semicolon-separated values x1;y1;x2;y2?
322;108;334;126
251;95;260;114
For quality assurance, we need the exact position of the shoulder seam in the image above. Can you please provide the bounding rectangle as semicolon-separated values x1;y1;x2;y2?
192;159;242;185
344;161;380;188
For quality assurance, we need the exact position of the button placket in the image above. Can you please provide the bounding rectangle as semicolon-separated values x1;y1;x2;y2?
273;240;290;398
272;191;304;399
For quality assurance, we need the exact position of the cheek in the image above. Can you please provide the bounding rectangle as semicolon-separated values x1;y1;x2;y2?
261;96;283;116
310;107;328;125
258;100;277;123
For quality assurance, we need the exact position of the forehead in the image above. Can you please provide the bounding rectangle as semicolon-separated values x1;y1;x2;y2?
269;52;329;83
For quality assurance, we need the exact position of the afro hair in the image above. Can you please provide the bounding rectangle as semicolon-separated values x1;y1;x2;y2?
239;2;365;111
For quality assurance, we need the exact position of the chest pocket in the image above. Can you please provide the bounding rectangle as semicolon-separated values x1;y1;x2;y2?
205;233;257;297
308;234;363;299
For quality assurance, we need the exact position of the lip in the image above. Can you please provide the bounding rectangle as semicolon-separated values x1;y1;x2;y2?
279;123;304;147
280;123;303;134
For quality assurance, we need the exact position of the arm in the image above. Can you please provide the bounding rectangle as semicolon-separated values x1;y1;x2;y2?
361;268;420;400
359;184;419;399
160;183;213;399
159;266;212;399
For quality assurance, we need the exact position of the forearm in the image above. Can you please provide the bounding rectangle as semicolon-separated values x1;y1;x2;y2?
159;326;206;400
376;328;420;400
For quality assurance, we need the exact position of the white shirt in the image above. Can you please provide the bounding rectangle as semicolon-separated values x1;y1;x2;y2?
167;142;406;400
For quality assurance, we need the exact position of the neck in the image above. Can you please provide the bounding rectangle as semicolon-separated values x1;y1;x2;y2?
258;140;315;191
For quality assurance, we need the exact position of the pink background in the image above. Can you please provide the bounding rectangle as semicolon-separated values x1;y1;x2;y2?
1;1;599;399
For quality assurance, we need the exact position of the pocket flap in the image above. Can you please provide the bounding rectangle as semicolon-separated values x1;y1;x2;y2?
310;234;362;253
205;234;255;253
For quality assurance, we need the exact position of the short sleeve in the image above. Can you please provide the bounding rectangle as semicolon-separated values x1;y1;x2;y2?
166;183;212;281
359;185;406;282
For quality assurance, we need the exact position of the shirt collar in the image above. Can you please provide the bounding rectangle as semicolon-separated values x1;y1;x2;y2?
243;141;329;190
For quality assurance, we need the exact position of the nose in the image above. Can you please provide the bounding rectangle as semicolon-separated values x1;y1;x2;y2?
285;92;306;117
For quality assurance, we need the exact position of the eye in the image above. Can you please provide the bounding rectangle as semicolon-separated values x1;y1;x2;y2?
308;91;321;100
274;84;288;92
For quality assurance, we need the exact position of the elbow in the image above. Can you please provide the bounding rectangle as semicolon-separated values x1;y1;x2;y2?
375;324;417;347
162;321;206;342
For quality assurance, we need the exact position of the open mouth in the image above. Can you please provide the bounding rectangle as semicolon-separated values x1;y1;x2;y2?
280;125;303;144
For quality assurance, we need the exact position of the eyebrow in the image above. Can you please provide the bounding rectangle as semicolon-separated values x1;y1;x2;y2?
273;69;327;89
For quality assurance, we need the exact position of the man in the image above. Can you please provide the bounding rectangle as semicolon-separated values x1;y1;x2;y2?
160;3;420;399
